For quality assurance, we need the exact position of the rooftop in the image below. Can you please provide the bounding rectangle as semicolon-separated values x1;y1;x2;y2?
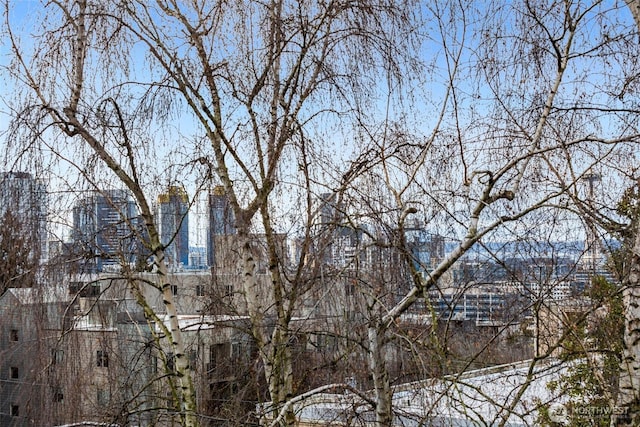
261;358;573;426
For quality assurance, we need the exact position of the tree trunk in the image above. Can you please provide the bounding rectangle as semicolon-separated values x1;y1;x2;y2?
155;247;199;427
615;4;640;425
626;0;640;32
613;226;640;426
368;325;393;426
238;230;295;425
611;5;640;426
266;326;295;426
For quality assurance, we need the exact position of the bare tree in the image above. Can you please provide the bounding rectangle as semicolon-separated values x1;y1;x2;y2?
3;0;418;425
331;1;640;424
4;0;640;426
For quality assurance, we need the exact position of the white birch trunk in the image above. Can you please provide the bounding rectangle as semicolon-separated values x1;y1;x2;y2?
615;5;640;425
368;325;393;426
238;230;295;425
155;247;199;427
613;227;640;426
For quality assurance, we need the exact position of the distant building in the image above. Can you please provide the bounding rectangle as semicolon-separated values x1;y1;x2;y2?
207;186;236;267
405;222;445;275
0;270;253;426
329;226;362;268
0;171;48;262
157;186;189;268
316;192;362;267
0;287;71;426
319;192;342;228
429;281;528;325
72;190;143;272
188;247;208;269
535;298;593;357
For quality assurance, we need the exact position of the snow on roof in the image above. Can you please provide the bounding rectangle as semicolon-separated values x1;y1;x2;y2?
264;359;573;427
391;359;572;426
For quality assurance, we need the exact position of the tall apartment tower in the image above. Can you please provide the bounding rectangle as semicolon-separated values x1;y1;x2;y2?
318;192;358;266
207;186;236;267
0;171;48;267
319;192;347;228
157;186;189;268
72;189;142;272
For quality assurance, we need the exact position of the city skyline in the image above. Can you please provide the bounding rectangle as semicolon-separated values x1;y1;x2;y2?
0;170;611;272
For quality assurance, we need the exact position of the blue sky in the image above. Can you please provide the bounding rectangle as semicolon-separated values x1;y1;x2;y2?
0;1;638;246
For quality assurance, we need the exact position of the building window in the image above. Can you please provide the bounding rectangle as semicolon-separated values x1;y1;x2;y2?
346;280;356;296
231;342;244;361
90;283;101;296
79;283;100;297
10;367;19;379
52;386;64;403
96;350;109;368
314;334;337;352
224;284;233;297
10;404;18;417
97;389;110;406
188;350;197;369
68;281;82;294
171;285;178;296
10;329;18;342
196;285;205;297
52;349;64;365
208;342;231;371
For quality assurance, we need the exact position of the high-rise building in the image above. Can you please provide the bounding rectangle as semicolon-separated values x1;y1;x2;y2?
317;192;359;266
157;186;189;268
405;222;445;276
0;172;48;261
207;186;236;267
0;171;48;285
319;192;337;227
72;189;142;272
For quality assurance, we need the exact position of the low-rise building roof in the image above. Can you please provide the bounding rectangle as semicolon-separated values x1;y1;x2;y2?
261;358;573;426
